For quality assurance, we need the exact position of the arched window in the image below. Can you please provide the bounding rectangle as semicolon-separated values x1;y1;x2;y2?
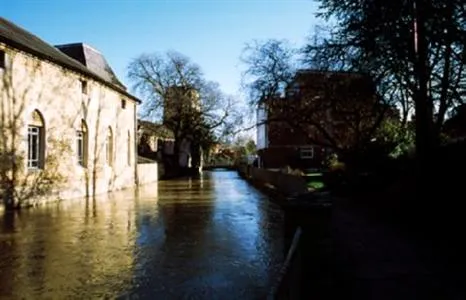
105;127;113;166
77;120;88;167
127;131;131;166
27;110;45;169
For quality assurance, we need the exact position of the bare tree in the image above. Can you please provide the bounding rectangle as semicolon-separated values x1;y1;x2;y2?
305;0;466;169
241;39;395;167
127;51;242;170
241;39;297;106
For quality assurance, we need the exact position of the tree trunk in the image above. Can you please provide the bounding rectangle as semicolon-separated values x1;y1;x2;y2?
2;182;16;210
413;0;435;207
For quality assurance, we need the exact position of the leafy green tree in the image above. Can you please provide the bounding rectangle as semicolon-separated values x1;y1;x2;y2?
245;139;256;155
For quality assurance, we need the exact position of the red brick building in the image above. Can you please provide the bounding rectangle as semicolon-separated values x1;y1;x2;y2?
256;70;379;170
256;103;328;169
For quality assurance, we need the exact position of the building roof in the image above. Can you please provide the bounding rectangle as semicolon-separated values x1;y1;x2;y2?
0;17;140;103
288;69;375;96
55;43;126;89
138;119;174;138
292;69;372;86
295;69;369;77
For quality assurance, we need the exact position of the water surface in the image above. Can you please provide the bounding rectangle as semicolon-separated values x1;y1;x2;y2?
0;170;284;299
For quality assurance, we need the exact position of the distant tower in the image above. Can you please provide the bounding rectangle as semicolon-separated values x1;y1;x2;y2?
163;85;200;126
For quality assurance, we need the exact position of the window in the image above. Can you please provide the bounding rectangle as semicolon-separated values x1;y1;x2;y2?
0;50;5;69
28;126;41;168
81;80;88;94
127;131;131;165
300;146;314;159
27;110;45;169
121;99;126;109
77;120;88;167
105;127;113;166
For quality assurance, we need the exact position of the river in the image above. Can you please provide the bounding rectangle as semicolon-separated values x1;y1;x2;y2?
0;170;284;299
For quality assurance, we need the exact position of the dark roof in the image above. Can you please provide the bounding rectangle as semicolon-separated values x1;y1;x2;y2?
294;69;370;80
289;69;375;95
0;17;140;103
138;119;174;138
55;43;126;89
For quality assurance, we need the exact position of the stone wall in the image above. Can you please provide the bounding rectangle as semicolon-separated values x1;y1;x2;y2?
137;163;158;185
1;43;137;206
249;167;308;196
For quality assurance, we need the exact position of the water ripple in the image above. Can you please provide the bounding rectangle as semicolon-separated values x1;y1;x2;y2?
0;171;284;299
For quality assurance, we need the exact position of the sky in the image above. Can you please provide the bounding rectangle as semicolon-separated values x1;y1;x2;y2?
2;0;319;98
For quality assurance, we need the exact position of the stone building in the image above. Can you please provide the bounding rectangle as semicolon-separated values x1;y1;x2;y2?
162;85;200;169
137;119;175;161
0;17;140;206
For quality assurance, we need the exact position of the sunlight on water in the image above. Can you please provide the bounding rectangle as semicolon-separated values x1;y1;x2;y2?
0;171;284;299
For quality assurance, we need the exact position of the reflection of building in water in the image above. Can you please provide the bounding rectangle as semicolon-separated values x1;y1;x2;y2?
0;188;140;298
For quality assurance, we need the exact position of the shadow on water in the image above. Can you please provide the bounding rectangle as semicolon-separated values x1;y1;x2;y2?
0;170;284;299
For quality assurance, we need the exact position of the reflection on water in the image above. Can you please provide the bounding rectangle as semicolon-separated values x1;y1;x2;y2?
0;171;284;299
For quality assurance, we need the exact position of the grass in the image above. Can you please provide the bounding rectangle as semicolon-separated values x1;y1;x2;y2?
307;181;325;190
304;172;325;190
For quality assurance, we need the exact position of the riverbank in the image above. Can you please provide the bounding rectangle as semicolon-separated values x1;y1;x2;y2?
238;165;466;299
236;165;308;204
237;166;333;298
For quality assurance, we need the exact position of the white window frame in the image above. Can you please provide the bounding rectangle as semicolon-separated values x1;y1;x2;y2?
27;126;42;169
300;146;314;159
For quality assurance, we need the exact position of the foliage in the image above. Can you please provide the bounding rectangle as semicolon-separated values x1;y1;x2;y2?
306;0;466;157
245;139;256;155
232;135;256;155
374;120;415;158
227;135;257;165
325;153;343;170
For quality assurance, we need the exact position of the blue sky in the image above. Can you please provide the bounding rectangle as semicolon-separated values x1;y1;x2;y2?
3;0;318;97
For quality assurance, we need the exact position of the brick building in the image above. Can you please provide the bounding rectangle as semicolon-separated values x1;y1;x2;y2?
256;70;379;170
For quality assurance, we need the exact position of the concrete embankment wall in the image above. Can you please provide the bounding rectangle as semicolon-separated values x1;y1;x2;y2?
239;166;308;196
137;163;159;185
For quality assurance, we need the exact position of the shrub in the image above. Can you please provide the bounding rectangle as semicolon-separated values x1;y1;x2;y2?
374;120;415;159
